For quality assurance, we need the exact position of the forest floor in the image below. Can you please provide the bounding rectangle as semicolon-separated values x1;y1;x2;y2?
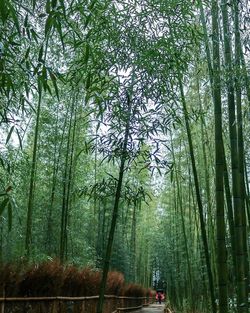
134;303;165;312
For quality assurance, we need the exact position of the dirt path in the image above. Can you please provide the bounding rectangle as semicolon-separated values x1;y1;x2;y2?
134;304;165;313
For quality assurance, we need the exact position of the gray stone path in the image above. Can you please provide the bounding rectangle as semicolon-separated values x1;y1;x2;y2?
134;304;165;313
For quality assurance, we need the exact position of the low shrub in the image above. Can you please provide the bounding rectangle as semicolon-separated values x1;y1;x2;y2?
121;283;147;298
18;260;64;296
106;271;124;295
52;265;102;297
61;265;83;296
0;260;151;299
79;268;101;296
0;264;22;297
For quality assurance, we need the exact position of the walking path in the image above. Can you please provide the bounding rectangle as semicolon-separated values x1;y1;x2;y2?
134;304;165;313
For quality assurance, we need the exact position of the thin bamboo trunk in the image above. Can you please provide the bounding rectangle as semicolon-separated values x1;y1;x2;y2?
171;134;195;311
196;74;217;283
130;202;137;281
177;73;216;313
232;0;249;308
25;88;42;258
198;0;213;88
177;166;195;311
45;107;60;254
212;1;228;312
0;220;2;263
64;104;77;262
60;100;74;262
46;105;69;255
96;94;132;313
222;1;248;311
222;143;237;278
244;162;250;225
239;46;250;105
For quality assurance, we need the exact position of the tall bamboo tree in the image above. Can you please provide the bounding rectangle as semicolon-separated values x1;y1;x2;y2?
25;82;42;258
212;1;228;312
96;92;132;313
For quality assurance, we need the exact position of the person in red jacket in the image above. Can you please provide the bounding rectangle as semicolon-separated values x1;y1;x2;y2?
155;289;165;304
157;292;162;304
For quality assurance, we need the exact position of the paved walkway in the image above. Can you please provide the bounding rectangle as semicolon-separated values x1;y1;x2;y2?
134;304;165;313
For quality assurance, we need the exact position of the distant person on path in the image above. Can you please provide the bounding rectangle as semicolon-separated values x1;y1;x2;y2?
157;291;162;304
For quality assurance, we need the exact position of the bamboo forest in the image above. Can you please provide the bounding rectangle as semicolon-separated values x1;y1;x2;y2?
0;1;249;313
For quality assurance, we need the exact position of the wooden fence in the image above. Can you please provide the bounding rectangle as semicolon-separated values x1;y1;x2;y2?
0;295;153;313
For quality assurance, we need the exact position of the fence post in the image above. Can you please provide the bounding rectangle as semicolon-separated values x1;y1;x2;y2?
0;299;4;313
1;285;5;313
80;298;85;313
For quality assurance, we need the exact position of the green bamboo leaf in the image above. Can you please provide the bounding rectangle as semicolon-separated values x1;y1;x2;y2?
24;83;29;99
48;70;59;100
46;82;52;94
20;95;25;110
170;169;174;183
54;18;64;49
6;125;15;144
42;65;47;79
0;198;9;216
45;14;53;37
84;43;90;64
25;47;30;59
88;0;98;10
0;0;8;22
24;14;28;27
0;157;4;169
58;0;66;16
51;0;57;9
8;1;21;34
45;0;51;14
7;202;12;231
26;28;31;41
37;76;43;100
84;14;91;29
16;129;23;150
85;72;91;90
32;0;36;10
30;29;39;43
38;44;44;62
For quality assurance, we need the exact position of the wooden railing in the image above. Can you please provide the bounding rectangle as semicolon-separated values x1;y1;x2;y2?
0;294;154;313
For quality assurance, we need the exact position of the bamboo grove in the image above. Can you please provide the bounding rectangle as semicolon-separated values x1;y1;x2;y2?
0;1;249;313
